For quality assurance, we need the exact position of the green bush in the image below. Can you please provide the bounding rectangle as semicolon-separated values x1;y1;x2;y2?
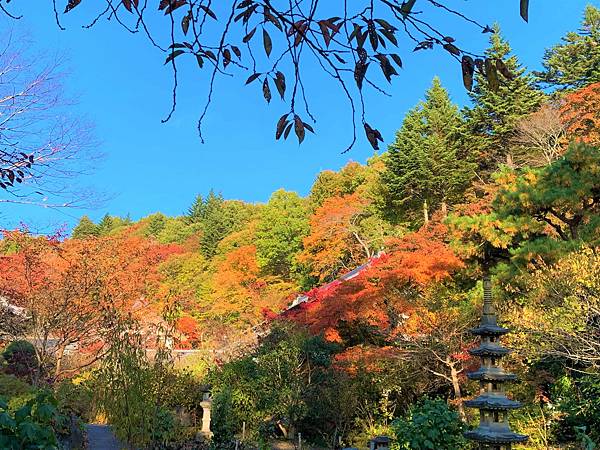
2;340;38;380
0;390;68;449
55;378;95;422
391;398;469;450
0;372;33;400
552;373;600;445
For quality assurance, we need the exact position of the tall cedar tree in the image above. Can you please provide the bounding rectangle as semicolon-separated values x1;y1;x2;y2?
538;5;600;90
71;216;99;239
187;194;206;223
464;26;544;175
382;77;474;226
97;214;115;236
185;190;237;259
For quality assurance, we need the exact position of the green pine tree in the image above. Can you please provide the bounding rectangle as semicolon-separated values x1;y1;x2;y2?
145;213;167;237
538;5;600;90
382;77;475;226
97;213;115;236
464;25;544;175
187;194;206;224
72;216;99;239
199;190;229;259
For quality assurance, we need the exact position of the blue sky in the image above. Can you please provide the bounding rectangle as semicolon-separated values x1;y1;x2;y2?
0;1;592;232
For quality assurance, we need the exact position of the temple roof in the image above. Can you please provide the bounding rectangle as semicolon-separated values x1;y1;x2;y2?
468;367;517;382
465;428;528;444
465;394;522;410
470;323;509;336
469;342;511;357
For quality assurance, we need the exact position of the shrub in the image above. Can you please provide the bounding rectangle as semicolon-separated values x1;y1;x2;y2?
552;373;600;444
0;390;68;449
391;398;469;450
55;377;95;422
2;340;38;380
0;372;32;400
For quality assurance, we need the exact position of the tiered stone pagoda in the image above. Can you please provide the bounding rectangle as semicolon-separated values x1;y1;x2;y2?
464;271;528;450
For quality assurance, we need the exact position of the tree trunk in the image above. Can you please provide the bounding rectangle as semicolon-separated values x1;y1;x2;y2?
450;365;467;423
441;201;448;218
423;199;429;224
506;152;515;168
54;342;67;379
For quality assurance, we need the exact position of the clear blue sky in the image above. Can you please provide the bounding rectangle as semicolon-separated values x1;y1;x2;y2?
0;1;592;232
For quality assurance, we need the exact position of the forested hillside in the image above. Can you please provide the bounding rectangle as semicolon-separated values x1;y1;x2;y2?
1;8;600;449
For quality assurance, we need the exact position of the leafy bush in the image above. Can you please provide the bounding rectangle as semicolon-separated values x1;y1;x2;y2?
2;340;38;380
0;390;68;449
552;373;600;444
391;398;469;450
0;372;33;400
55;377;95;422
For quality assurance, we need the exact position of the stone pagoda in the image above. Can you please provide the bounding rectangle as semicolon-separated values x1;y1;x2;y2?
464;271;528;450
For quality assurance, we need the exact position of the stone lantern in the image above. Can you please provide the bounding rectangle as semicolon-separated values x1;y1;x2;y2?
199;390;213;439
368;435;391;450
464;270;528;450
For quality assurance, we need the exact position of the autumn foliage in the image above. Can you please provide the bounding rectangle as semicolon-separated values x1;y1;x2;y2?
286;223;463;344
561;81;600;146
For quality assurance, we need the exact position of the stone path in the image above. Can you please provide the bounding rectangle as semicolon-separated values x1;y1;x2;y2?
86;424;123;450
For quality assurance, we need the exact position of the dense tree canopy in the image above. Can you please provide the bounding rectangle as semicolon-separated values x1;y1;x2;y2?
382;77;474;225
464;26;544;174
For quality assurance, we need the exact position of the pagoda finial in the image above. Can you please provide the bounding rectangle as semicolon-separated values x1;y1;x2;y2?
464;264;528;450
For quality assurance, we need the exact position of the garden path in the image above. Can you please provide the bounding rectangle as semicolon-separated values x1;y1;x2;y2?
86;424;123;450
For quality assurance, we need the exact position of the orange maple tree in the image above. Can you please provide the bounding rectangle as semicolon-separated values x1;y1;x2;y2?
300;193;372;283
0;230;183;378
287;223;463;343
561;81;600;146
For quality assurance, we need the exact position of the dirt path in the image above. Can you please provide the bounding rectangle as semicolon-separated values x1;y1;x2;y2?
86;424;123;450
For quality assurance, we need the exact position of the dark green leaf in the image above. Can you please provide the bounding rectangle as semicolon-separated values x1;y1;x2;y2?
181;10;192;35
520;0;529;22
164;49;185;64
64;0;81;13
380;28;397;46
200;5;217;20
354;62;368;90
263;29;272;57
283;122;293;139
374;18;395;31
400;0;417;18
243;27;257;43
245;73;261;84
364;122;383;150
496;59;514;80
262;78;272;103
318;20;332;47
275;114;288;139
164;0;186;15
443;43;461;56
274;71;286;99
294;115;305;144
223;49;231;68
334;54;346;64
461;55;474;91
391;53;403;68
